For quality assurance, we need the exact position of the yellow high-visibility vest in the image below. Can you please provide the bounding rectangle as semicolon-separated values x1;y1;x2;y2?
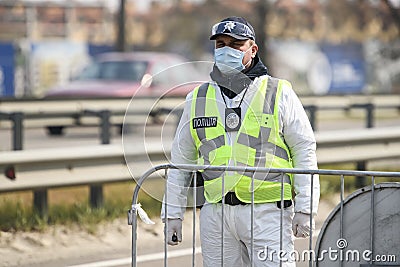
190;76;294;203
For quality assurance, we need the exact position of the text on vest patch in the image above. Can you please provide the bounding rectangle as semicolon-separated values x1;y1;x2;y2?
192;117;218;129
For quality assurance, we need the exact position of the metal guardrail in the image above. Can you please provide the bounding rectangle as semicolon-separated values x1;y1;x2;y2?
1;126;400;217
1;95;399;150
0;97;184;150
128;164;400;267
298;94;400;131
0;143;171;217
304;104;375;130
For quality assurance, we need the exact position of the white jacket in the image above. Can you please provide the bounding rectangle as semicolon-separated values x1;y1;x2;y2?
162;75;320;220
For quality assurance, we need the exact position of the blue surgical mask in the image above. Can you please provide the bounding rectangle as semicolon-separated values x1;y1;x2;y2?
214;46;251;74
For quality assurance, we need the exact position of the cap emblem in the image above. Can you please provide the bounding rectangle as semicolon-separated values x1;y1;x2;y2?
223;21;236;32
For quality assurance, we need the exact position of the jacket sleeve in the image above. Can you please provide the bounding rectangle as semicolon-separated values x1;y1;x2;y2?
161;92;198;221
279;81;320;215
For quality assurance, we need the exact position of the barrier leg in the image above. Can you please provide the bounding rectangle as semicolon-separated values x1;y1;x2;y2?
128;206;138;267
164;169;168;267
309;174;314;267
192;172;197;267
340;175;345;267
369;177;375;264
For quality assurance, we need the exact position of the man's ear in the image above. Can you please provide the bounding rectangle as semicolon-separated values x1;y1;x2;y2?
251;44;258;58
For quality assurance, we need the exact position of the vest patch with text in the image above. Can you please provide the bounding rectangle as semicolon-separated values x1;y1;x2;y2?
192;116;218;129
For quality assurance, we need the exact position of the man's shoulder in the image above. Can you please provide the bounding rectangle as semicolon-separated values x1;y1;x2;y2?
263;75;292;87
256;75;293;92
185;82;211;100
185;90;195;100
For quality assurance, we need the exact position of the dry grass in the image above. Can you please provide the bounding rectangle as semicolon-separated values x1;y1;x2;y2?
0;164;398;232
0;180;162;232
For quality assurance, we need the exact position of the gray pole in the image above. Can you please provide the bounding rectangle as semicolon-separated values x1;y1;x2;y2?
116;0;127;52
255;0;268;65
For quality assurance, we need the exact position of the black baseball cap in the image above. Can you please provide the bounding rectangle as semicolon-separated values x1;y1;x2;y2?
210;16;256;41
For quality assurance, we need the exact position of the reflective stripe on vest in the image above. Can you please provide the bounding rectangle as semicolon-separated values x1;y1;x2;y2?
190;76;293;203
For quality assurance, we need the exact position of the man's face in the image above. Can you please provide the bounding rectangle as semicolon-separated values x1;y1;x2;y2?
215;35;258;67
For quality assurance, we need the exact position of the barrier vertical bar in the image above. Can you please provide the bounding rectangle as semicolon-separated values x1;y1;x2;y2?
164;168;168;267
340;174;344;267
221;172;225;267
309;173;314;267
192;171;197;267
130;207;138;267
280;172;284;267
370;176;375;264
251;169;254;267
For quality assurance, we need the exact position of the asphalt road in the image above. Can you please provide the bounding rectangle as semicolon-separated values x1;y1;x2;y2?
35;236;317;267
29;235;318;267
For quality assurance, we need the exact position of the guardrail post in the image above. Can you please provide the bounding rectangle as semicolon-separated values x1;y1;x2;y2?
34;189;48;218
90;184;103;209
305;105;317;131
90;110;109;209
350;104;375;129
344;102;372;189
173;108;184;134
11;112;24;150
84;109;111;145
99;110;111;145
356;161;367;188
365;103;374;128
83;109;109;208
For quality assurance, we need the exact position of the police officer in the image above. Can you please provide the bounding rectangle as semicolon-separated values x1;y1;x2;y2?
162;16;320;267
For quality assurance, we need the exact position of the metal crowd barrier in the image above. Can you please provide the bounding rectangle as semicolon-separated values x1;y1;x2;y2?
128;164;400;267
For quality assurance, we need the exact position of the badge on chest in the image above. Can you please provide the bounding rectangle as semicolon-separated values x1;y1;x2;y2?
225;108;241;132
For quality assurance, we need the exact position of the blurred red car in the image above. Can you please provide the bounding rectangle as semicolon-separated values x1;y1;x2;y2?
45;51;209;98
